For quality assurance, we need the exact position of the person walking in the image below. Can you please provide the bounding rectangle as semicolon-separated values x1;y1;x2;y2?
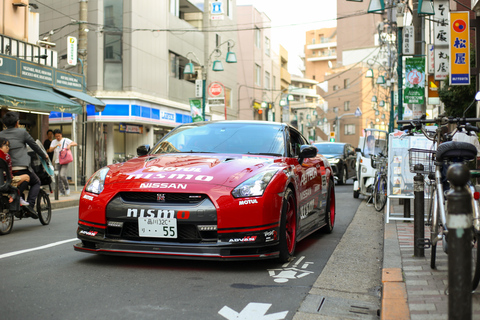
0;112;48;217
43;129;54;160
48;129;77;196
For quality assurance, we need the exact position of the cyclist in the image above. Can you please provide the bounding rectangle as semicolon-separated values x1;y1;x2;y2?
0;112;48;218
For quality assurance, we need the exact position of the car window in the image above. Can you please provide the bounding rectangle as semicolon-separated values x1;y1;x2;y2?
288;128;307;157
314;143;344;154
151;123;286;156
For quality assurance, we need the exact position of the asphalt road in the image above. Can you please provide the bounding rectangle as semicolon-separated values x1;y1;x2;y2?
0;182;361;320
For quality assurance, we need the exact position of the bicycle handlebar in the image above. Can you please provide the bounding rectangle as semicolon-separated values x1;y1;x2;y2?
397;117;480;125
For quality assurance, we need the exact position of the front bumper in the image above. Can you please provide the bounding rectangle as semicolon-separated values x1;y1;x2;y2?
75;191;281;261
74;224;280;261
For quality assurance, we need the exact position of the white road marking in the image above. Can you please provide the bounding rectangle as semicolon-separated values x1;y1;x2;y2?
0;238;78;259
218;302;288;320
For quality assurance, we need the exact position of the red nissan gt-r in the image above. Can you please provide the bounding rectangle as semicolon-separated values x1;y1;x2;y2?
74;121;335;262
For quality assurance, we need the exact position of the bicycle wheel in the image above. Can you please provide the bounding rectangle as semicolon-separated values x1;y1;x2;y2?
472;229;480;291
374;175;387;212
37;190;51;225
0;207;13;235
429;189;439;269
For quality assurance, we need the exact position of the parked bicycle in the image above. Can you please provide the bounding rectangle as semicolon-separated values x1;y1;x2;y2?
371;153;388;212
398;115;480;291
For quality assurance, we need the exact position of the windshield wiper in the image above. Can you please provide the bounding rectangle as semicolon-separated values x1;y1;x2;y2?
246;152;282;156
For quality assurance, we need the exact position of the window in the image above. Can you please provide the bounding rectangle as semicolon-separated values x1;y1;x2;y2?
169;0;179;16
344;78;350;89
255;28;261;48
255;64;261;86
333;107;338;114
216;34;221;48
312;50;315;56
273;76;276;89
265;71;270;89
333;85;339;91
104;0;123;91
344;124;355;135
227;0;233;19
265;37;270;56
344;101;350;111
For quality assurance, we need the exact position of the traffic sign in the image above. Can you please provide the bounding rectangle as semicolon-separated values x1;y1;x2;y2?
354;107;362;117
208;82;223;97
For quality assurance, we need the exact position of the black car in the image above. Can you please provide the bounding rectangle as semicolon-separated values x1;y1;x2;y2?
313;142;357;185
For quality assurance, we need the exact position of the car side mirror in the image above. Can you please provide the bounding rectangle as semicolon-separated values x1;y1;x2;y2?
137;144;150;156
298;145;317;165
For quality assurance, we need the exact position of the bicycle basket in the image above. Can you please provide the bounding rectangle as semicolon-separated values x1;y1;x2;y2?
408;148;436;174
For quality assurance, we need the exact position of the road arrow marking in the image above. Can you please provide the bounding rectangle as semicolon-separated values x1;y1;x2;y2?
218;302;288;320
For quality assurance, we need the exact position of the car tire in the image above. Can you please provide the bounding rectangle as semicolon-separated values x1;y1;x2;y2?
278;188;297;263
322;181;335;234
338;166;347;185
353;189;359;198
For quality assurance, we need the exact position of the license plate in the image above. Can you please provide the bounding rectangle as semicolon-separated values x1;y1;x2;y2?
138;218;177;238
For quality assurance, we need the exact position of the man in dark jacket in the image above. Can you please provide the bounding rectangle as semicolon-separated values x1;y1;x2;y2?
0;112;48;218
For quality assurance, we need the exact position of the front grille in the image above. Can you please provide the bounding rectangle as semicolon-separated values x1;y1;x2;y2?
107;221;217;243
120;192;207;204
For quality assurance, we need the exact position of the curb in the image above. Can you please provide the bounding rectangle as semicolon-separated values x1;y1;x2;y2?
381;221;410;319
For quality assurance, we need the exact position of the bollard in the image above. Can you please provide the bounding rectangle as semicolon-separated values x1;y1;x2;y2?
446;163;472;320
414;164;424;257
404;199;411;219
54;170;59;201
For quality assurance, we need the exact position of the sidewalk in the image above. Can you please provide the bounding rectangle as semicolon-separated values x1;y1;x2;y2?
383;198;480;320
294;197;480;320
43;185;81;210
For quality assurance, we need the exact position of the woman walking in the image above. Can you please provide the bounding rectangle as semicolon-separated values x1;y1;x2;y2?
48;129;77;196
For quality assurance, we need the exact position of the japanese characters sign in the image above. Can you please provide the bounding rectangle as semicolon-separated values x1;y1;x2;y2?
449;12;470;85
434;0;449;80
404;57;425;104
403;26;414;55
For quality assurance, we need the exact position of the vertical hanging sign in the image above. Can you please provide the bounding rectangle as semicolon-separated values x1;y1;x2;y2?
449;12;470;85
433;0;449;80
190;99;203;122
402;26;414;55
404;57;425;104
67;36;77;66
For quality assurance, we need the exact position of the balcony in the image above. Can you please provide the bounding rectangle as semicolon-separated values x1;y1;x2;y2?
307;42;337;50
0;34;57;67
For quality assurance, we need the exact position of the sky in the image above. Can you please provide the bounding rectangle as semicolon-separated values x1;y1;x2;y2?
235;0;337;75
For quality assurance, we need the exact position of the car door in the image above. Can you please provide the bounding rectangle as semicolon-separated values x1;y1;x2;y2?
286;128;323;234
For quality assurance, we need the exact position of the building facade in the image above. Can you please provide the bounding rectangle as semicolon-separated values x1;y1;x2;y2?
38;0;239;182
303;27;337;83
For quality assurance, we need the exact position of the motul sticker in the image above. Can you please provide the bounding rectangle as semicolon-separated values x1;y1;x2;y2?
239;199;258;205
79;230;98;236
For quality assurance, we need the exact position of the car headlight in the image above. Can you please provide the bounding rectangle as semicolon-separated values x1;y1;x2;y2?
85;167;110;194
231;169;279;198
361;166;367;173
328;158;340;164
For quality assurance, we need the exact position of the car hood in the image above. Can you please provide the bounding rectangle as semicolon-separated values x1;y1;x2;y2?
320;153;342;159
104;153;284;189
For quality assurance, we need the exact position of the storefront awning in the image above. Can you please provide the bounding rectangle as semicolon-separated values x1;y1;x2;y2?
0;82;83;114
53;87;106;112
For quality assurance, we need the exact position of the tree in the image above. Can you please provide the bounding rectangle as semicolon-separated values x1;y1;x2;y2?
438;76;476;117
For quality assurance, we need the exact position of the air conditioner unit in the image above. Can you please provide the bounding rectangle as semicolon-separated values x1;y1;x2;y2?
12;0;28;7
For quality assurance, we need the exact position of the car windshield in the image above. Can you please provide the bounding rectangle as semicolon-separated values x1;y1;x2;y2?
314;144;343;155
150;122;286;156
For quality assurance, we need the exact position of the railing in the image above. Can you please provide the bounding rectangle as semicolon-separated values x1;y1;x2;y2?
0;34;57;67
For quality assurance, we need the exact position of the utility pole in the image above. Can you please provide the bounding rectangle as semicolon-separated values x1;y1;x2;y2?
396;1;405;123
79;0;88;186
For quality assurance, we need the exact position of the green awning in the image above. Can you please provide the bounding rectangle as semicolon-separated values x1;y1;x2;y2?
0;82;83;114
53;87;106;112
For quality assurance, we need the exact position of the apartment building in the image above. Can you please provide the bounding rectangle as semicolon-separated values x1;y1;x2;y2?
304;27;337;83
236;5;280;121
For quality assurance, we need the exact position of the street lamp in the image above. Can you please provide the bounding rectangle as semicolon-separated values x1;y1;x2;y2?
184;39;237;121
